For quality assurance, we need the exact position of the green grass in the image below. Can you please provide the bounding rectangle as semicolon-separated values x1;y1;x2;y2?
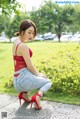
0;41;80;105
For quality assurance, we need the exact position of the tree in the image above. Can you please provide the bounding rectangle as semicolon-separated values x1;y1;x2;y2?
30;0;55;34
0;0;24;40
0;0;21;15
30;1;75;42
70;4;80;34
5;12;29;40
51;5;75;42
0;14;10;35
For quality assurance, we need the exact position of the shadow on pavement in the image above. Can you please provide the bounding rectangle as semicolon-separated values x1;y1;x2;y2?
14;102;52;119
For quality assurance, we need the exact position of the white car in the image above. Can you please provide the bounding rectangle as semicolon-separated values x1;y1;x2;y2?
10;37;17;42
60;34;73;42
34;35;44;40
0;37;9;42
71;34;80;42
44;34;56;40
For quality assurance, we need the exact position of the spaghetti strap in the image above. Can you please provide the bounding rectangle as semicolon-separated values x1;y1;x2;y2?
15;43;22;55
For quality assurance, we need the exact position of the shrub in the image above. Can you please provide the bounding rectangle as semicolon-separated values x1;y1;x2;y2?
35;45;80;95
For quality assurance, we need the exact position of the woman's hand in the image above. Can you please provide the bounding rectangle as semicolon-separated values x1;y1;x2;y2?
38;73;48;79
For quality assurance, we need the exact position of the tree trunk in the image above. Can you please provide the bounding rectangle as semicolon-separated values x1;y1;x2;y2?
58;34;61;42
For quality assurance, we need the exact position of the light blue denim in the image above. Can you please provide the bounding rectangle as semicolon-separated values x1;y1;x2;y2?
13;68;52;93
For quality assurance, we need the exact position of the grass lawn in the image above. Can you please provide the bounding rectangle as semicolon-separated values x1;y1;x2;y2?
0;41;80;105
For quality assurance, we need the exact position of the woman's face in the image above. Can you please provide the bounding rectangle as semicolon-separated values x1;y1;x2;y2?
23;26;35;41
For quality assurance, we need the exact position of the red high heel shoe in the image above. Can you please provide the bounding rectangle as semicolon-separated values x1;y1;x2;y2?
30;93;42;110
18;92;30;105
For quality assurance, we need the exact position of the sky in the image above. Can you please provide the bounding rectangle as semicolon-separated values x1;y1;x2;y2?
16;0;80;11
16;0;45;11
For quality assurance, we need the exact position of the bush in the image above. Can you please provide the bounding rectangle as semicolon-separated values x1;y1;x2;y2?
35;45;80;95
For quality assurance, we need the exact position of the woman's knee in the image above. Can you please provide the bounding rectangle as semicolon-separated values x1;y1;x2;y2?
47;78;52;84
47;80;52;89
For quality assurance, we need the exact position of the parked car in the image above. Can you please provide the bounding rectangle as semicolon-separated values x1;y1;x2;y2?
71;34;80;42
34;35;44;41
53;36;59;42
0;36;9;42
60;34;73;42
10;37;17;42
43;32;56;40
44;34;56;40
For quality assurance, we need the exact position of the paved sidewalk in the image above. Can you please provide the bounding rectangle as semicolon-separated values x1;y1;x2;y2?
0;94;80;119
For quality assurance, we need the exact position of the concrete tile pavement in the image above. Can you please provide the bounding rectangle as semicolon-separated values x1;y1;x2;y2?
0;94;80;119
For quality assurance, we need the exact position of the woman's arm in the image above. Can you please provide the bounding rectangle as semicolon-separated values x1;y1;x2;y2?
19;43;40;76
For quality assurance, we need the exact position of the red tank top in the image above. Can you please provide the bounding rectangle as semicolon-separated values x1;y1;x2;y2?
13;43;33;72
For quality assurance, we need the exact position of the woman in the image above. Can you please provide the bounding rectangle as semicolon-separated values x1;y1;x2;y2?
12;19;52;110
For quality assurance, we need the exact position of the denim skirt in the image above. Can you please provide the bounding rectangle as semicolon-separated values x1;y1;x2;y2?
13;68;51;92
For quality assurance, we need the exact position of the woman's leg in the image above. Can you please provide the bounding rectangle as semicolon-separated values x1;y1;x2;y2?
14;68;52;93
14;68;52;108
30;77;52;109
22;92;31;101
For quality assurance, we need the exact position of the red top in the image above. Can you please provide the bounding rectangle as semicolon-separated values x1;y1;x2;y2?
13;43;33;71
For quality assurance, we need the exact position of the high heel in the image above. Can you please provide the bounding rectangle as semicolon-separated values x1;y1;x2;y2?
30;93;42;110
18;92;30;105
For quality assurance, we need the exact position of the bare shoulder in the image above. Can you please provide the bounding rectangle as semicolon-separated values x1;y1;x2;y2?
19;43;28;48
19;43;29;51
